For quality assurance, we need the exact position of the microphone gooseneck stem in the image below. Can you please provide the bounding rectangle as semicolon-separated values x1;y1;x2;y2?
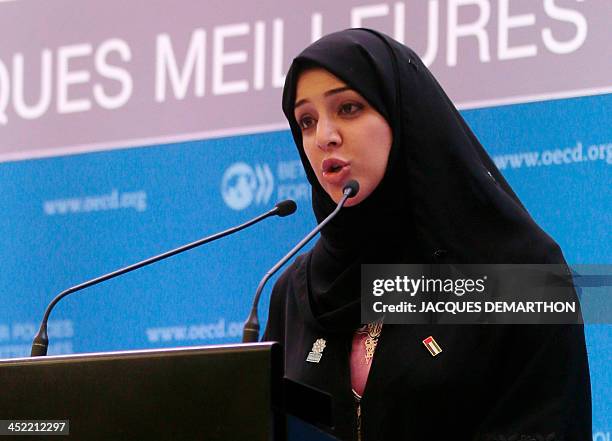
243;183;358;343
31;203;292;357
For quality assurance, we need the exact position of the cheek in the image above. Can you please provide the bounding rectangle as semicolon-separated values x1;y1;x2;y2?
361;123;392;182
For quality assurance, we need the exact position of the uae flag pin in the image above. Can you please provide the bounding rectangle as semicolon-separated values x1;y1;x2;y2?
422;336;442;356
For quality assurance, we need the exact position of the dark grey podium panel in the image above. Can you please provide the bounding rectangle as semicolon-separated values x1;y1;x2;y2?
0;343;335;441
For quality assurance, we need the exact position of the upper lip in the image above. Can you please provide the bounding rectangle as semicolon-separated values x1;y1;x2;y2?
322;158;349;173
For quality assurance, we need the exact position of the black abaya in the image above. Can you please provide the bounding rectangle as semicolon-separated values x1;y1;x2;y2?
263;28;591;441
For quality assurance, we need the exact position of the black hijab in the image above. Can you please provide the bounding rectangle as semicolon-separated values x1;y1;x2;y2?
281;28;567;333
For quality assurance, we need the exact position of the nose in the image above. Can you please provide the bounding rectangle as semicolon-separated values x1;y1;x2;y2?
315;116;341;150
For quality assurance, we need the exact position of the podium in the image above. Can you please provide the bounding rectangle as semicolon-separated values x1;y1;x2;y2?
0;343;336;440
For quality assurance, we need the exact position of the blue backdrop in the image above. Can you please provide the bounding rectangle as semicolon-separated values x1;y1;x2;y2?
1;93;610;437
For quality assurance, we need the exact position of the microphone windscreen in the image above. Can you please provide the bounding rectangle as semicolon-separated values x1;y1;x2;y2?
275;200;297;217
343;180;360;198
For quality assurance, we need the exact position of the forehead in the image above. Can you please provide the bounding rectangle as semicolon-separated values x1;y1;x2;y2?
295;68;347;103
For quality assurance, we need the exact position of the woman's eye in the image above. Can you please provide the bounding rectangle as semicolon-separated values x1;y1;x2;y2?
298;116;315;130
339;102;362;115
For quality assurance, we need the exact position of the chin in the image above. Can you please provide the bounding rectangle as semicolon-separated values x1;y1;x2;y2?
322;182;369;207
343;197;362;207
330;190;366;207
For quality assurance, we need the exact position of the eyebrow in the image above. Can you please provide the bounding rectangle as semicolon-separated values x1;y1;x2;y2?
294;86;353;109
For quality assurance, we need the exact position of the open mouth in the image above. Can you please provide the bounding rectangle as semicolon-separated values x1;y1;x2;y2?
322;158;349;174
321;158;350;184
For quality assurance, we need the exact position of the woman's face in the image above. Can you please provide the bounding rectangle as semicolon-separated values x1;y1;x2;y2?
294;68;392;207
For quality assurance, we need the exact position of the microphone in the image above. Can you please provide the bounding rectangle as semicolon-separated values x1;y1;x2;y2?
242;180;360;343
31;200;297;357
275;199;297;217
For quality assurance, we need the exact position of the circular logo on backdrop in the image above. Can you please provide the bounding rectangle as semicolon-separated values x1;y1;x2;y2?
221;162;274;211
221;162;258;210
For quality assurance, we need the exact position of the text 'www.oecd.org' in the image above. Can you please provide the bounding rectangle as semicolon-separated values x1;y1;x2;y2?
146;319;243;343
43;189;147;215
493;141;612;170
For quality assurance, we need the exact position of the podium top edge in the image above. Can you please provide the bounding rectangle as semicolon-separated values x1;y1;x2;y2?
0;341;279;365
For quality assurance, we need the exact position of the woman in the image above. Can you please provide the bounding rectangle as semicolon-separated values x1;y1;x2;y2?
263;28;591;441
